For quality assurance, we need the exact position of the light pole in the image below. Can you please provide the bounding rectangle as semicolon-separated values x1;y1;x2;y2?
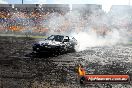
22;0;23;4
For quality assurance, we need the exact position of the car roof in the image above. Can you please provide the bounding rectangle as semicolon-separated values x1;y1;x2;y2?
51;35;68;37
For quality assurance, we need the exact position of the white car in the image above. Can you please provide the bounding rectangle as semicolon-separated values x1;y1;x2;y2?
32;35;78;54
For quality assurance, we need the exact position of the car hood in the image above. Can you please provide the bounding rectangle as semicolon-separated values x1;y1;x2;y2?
38;40;61;45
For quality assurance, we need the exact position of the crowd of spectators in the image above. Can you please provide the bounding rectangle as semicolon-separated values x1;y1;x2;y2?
0;6;68;35
0;4;132;36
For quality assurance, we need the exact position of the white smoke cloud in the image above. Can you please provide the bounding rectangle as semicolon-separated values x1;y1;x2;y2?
98;0;130;12
72;28;128;51
44;7;130;51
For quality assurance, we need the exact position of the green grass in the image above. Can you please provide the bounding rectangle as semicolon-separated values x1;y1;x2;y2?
128;42;132;44
28;35;47;39
0;34;47;39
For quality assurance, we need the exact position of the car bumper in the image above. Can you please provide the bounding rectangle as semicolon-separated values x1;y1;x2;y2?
32;44;61;53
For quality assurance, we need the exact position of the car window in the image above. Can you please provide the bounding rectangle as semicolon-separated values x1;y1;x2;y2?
63;36;69;42
47;35;54;40
54;35;64;42
47;35;64;42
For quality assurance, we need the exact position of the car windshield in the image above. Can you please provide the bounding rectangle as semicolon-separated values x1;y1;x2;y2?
47;35;64;42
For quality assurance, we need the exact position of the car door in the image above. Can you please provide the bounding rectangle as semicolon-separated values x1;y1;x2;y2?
63;36;72;49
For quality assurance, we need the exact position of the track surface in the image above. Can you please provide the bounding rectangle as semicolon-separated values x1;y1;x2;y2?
0;36;132;88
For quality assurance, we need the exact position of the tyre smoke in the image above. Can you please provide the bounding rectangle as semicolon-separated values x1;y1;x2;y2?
45;7;130;51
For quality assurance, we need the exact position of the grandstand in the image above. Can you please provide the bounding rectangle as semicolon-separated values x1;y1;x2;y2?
0;4;104;35
0;4;69;35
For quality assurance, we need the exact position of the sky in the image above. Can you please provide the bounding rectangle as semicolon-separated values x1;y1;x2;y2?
0;0;131;12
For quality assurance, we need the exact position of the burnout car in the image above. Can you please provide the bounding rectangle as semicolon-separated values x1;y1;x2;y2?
32;35;78;54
